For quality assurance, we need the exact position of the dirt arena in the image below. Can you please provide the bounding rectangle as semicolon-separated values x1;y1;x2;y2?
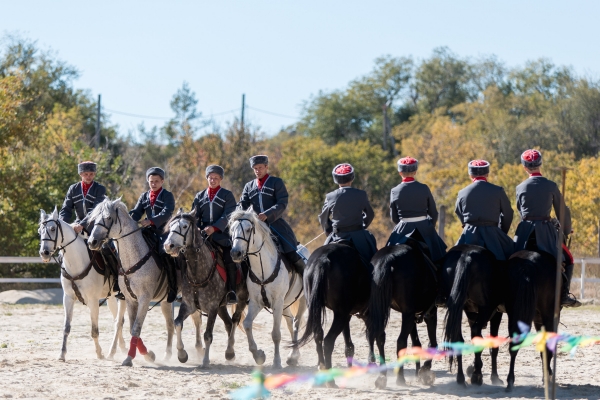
0;302;599;400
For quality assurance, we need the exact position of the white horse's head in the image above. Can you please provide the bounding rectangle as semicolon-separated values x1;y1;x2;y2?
164;208;197;257
38;207;73;262
87;197;127;250
228;207;277;263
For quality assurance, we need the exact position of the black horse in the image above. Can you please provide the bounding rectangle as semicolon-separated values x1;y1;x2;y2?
295;242;371;388
443;244;506;386
505;249;560;391
365;241;439;388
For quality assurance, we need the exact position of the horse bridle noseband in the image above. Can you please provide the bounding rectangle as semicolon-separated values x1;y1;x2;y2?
40;218;77;256
94;207;142;243
232;218;265;257
168;214;196;251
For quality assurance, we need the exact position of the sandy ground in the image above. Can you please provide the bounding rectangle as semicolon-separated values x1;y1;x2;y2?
0;301;599;400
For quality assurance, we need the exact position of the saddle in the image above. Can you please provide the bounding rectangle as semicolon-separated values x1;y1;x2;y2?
204;235;243;285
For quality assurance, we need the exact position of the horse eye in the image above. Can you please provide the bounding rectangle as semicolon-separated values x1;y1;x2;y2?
51;227;56;231
182;225;188;229
107;216;112;220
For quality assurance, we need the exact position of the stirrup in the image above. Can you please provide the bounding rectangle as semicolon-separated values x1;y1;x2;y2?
115;292;125;301
226;291;238;305
561;293;582;308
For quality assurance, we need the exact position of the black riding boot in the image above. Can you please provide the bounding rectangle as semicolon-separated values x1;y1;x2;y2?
561;263;582;308
101;244;124;300
161;254;178;303
292;258;306;277
225;263;239;305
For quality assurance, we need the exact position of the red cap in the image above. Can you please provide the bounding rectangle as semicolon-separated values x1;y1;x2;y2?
334;164;353;175
522;149;541;162
399;157;417;165
470;160;489;167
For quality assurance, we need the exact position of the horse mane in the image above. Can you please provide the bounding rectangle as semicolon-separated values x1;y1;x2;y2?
163;209;198;234
88;197;129;222
228;208;278;256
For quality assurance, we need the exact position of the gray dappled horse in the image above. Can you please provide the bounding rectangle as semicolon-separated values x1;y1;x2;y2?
164;208;249;367
229;208;306;369
38;207;126;361
88;198;198;366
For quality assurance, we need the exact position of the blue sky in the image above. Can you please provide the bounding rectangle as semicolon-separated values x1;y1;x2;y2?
2;1;599;136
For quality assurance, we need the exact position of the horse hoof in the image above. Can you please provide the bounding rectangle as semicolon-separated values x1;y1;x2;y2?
491;375;504;386
97;353;105;360
286;357;299;367
163;351;172;361
471;372;483;386
225;350;235;361
144;351;156;363
396;376;407;387
178;350;188;363
122;357;133;367
272;362;282;370
466;364;474;376
326;380;339;389
375;375;387;389
318;362;326;371
418;368;436;386
58;356;66;362
254;350;266;365
505;384;513;392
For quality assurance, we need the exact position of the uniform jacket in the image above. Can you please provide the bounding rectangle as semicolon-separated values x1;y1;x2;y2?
191;187;236;248
59;181;106;233
319;187;377;263
129;188;175;232
513;176;572;257
455;180;514;260
238;176;298;254
387;181;447;261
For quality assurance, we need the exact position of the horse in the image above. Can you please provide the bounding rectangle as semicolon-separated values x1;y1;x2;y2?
38;207;126;361
505;249;560;391
229;208;306;369
442;244;506;386
365;241;438;388
164;208;249;367
87;198;180;366
295;241;371;388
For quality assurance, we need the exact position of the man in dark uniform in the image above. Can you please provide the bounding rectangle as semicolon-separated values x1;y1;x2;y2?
319;163;378;264
238;155;306;276
130;167;177;302
59;161;120;295
387;157;447;262
455;160;514;261
514;149;581;307
191;165;238;304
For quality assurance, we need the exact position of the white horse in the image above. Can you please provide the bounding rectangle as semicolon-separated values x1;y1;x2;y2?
38;207;126;361
229;208;306;368
88;198;192;366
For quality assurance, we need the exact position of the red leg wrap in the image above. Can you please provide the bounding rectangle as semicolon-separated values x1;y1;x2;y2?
128;336;138;358
136;337;148;355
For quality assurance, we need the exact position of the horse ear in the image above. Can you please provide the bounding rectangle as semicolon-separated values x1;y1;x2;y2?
177;207;184;215
51;206;58;219
40;209;47;219
246;206;254;214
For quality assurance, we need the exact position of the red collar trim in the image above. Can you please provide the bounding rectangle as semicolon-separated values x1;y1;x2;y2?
402;177;415;183
257;174;270;189
472;177;488;182
208;186;221;201
81;181;93;196
529;172;543;177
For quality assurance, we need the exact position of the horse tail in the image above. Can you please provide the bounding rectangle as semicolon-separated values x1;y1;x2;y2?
444;250;472;369
510;262;537;334
366;254;393;345
295;254;328;348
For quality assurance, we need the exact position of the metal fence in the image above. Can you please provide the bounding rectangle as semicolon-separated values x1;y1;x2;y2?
1;256;600;299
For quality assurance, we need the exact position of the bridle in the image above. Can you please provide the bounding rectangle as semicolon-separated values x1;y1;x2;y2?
168;214;196;252
93;207;142;243
40;218;78;256
231;218;265;257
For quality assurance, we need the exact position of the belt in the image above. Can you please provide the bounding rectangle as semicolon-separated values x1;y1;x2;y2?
465;220;498;227
522;216;551;221
333;223;364;234
401;216;427;223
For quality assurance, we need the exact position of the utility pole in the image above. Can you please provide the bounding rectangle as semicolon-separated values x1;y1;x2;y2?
241;94;245;132
95;94;101;150
382;103;388;151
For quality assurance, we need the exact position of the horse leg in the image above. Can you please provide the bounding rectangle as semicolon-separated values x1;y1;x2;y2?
374;331;387;389
190;311;204;358
506;314;518;391
469;308;494;386
58;294;75;361
342;320;355;367
88;299;104;359
283;308;299;366
174;301;193;363
489;312;504;385
396;313;415;386
315;321;325;370
122;297;154;367
271;300;284;370
218;306;235;361
418;311;437;386
243;300;265;365
323;312;349;388
200;308;218;368
160;301;175;360
107;296;126;359
410;323;423;373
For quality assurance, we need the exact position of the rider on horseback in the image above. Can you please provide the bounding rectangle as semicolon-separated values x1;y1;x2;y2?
386;156;447;262
513;149;581;308
238;155;306;277
129;167;177;303
454;159;515;261
191;165;239;305
59;161;121;296
319;163;378;264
